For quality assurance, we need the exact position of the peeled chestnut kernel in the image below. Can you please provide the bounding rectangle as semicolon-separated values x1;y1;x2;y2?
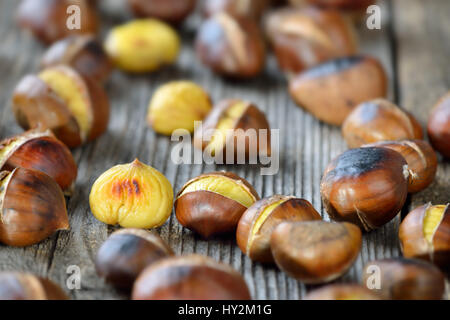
271;221;362;283
236;195;321;263
304;284;380;300
427;91;450;158
132;255;251;300
95;229;173;290
175;171;259;238
89;159;173;229
41;35;112;83
399;204;450;270
289;56;387;125
17;0;98;45
265;7;357;74
104;19;180;73
0;129;77;194
147;81;212;136
362;258;445;300
0;168;69;247
128;0;196;23
193;99;271;159
320;147;409;231
363;140;437;193
342;99;423;148
12;66;110;148
0;272;68;300
196;13;266;78
203;0;269;20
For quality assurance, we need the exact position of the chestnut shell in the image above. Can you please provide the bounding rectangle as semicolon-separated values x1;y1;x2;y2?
427;92;450;158
128;0;197;23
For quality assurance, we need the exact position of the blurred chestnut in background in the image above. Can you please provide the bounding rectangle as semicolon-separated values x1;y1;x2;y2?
399;203;449;271
128;0;197;24
362;258;445;300
196;13;266;78
427;91;450;158
17;0;98;45
304;284;380;300
265;7;357;74
271;221;361;283
289;56;387;125
203;0;269;20
320;147;409;231
236;195;321;263
41;35;112;83
363;140;437;193
342;99;423;148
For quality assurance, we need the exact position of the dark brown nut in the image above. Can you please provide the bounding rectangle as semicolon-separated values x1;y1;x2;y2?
320;147;409;231
175;172;260;238
0;129;77;194
362;258;445;300
132;255;251;300
271;221;362;283
0;272;68;300
363;140;437;193
399;203;450;271
0;168;69;247
304;284;380;300
289;56;387;125
193;99;271;160
427;92;450;158
236;195;322;263
195;13;266;78
95;229;174;290
128;0;196;23
12;66;110;148
342;99;424;148
265;7;357;74
17;0;98;45
41;35;112;83
203;0;269;20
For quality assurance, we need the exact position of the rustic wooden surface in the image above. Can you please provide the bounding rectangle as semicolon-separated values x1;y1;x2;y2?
0;0;448;300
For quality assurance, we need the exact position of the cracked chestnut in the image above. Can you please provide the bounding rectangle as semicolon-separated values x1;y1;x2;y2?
203;0;269;20
427;91;450;158
128;0;197;23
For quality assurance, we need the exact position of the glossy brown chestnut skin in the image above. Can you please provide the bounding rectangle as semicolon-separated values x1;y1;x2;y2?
304;284;380;300
203;0;269;20
399;204;450;271
193;99;271;160
41;35;112;83
132;255;251;300
175;171;260;238
362;258;445;300
289;56;387;125
195;13;266;78
0;130;77;193
236;195;322;263
0;272;68;300
16;0;98;45
0;168;69;247
265;7;357;74
320;147;409;231
271;221;362;283
363;140;437;193
342;99;423;148
95;229;174;290
427;92;450;158
128;0;196;23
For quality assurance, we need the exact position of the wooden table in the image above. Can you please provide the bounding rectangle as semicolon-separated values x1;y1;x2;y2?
0;0;448;299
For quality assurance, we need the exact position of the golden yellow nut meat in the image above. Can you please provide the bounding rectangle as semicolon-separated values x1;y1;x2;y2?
89;159;174;228
147;81;212;135
104;19;180;73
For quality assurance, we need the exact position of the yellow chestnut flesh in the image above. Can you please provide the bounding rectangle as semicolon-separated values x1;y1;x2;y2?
89;159;174;229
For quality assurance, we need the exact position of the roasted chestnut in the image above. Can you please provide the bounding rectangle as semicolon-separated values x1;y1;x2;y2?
427;91;450;158
128;0;197;23
203;0;269;20
236;195;321;263
132;255;251;300
175;171;259;238
342;99;423;148
399;203;449;271
196;13;266;78
320;147;409;231
270;221;362;283
304;284;380;300
362;258;445;300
